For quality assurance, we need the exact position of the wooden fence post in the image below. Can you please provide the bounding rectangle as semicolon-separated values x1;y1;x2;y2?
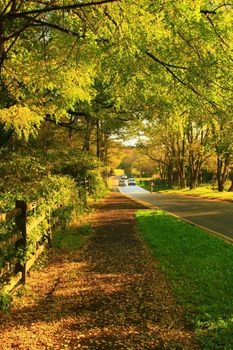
15;200;27;284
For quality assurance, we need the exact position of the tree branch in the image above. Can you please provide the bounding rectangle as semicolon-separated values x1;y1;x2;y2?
144;51;188;70
200;9;217;15
145;50;202;97
145;50;221;105
201;3;232;14
19;16;84;39
2;0;119;19
206;14;230;48
44;115;84;132
68;110;91;119
138;143;169;166
145;152;169;166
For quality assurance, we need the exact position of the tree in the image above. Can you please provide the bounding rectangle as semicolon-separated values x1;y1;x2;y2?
0;0;232;195
0;0;121;138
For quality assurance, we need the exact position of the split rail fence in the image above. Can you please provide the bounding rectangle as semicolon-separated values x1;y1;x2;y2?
0;200;61;294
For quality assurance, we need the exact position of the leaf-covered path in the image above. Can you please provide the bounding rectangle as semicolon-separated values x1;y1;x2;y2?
0;192;199;350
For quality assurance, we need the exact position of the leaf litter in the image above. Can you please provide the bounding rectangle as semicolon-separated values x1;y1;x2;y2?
0;192;199;349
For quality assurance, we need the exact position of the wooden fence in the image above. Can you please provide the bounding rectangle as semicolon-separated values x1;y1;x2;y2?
0;200;61;294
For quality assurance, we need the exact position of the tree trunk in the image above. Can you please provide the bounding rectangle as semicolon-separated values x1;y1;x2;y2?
167;163;174;188
189;151;203;190
193;161;202;189
198;171;202;186
189;151;194;189
82;116;92;152
217;156;230;192
228;181;233;192
96;118;100;158
103;133;108;165
0;21;5;73
217;158;224;192
179;138;186;189
228;171;233;192
177;162;186;189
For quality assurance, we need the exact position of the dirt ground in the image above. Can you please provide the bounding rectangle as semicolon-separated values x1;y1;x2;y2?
0;192;199;350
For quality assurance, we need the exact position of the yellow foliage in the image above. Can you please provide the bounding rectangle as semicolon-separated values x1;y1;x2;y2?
0;105;43;140
60;66;96;103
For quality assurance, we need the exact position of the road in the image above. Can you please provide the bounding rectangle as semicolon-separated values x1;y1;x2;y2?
116;181;233;243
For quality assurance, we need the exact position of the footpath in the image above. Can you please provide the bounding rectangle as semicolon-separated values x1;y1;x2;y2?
0;191;199;350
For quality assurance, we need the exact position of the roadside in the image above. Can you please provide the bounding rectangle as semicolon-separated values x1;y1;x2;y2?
116;176;233;204
0;191;199;350
151;186;233;203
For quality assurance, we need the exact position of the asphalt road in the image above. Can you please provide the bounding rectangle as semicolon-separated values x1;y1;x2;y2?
117;181;233;243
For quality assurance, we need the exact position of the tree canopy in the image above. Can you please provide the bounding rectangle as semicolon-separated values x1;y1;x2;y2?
0;0;232;190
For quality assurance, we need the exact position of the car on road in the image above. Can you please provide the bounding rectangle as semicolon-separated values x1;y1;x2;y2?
128;178;136;186
121;175;128;180
119;178;127;186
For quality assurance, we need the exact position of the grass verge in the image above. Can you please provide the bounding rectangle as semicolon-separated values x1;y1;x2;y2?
136;209;233;350
156;185;233;202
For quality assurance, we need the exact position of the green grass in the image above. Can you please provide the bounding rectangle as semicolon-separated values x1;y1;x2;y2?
136;209;233;349
52;223;92;250
158;184;233;202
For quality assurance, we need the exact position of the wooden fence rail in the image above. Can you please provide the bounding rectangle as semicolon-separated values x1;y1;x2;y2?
0;199;60;294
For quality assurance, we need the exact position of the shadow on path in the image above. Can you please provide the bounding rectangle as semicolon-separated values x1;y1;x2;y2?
0;193;199;350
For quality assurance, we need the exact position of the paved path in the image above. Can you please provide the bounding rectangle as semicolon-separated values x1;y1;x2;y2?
0;192;199;350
